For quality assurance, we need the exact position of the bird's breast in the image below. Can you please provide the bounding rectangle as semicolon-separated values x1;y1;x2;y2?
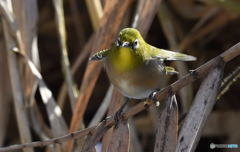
107;47;143;73
104;58;165;99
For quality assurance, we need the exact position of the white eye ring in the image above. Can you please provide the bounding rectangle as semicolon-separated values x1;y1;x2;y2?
116;38;120;46
133;39;139;49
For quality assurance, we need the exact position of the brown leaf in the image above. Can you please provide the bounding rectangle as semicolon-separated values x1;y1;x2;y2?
102;89;130;152
176;61;224;152
154;95;178;152
101;88;125;152
107;121;130;152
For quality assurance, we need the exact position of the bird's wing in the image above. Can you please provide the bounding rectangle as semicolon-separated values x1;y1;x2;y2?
150;47;196;61
89;49;110;61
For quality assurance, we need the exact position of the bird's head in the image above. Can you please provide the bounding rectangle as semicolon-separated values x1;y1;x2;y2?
107;28;146;73
115;28;145;50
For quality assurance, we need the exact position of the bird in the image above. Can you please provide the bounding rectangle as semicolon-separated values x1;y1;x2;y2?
89;28;196;100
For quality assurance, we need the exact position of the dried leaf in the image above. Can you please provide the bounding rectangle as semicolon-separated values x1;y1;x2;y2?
176;61;224;152
0;36;11;146
101;88;125;152
154;95;178;152
107;121;130;152
81;121;110;152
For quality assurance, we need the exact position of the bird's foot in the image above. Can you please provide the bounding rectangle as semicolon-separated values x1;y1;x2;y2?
113;99;129;128
102;115;111;123
113;109;124;128
149;89;162;107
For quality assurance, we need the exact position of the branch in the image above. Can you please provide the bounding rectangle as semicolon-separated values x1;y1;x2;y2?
0;42;239;152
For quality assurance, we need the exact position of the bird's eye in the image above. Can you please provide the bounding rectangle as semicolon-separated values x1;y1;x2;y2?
116;38;121;46
133;39;139;49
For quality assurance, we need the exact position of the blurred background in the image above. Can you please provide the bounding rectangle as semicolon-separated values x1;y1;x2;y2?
0;0;240;152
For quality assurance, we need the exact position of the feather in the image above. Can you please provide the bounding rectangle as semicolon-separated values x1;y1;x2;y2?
150;47;196;61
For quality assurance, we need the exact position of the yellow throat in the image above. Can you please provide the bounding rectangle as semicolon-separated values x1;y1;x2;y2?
108;47;143;73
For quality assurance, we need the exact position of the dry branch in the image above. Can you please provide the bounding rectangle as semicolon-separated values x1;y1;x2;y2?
0;40;239;152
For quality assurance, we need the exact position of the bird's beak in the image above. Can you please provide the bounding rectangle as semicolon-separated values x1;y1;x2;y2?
121;42;130;48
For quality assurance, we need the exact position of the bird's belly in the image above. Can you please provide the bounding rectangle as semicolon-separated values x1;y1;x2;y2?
105;61;164;99
116;78;156;99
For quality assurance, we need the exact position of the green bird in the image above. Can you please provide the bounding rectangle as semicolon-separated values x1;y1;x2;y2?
89;28;196;99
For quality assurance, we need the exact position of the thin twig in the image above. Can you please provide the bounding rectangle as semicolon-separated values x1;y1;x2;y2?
217;65;240;100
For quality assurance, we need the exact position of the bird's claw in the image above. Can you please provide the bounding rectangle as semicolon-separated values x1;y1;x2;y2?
149;90;161;107
113;109;123;128
149;90;158;101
